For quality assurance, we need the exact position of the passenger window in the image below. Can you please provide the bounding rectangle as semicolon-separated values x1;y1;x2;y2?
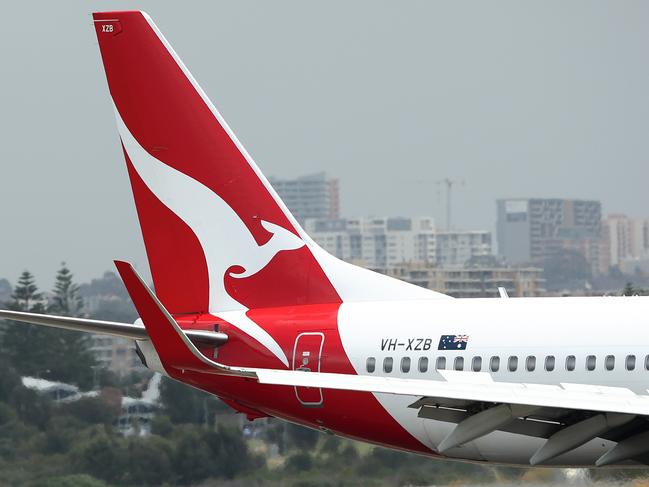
586;355;596;371
490;356;500;372
454;357;464;371
383;357;393;373
545;355;555;372
472;356;482;372
508;356;518;372
605;355;615;371
626;355;636;371
436;357;446;370
418;357;429;373
526;356;536;372
566;355;576;371
366;357;376;373
401;357;411;373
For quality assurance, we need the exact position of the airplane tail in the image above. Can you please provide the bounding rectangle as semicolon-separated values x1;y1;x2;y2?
93;11;446;317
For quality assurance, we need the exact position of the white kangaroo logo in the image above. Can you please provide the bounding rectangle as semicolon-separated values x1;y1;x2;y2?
115;107;303;366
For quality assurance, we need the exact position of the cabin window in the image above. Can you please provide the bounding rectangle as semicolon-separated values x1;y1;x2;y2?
490;356;500;372
566;355;576;371
605;355;615;371
526;356;536;372
436;357;446;370
418;357;429;373
626;355;636;371
545;355;555;372
586;355;596;371
508;356;518;372
472;356;482;372
645;355;649;370
454;357;464;371
383;357;393;373
401;357;411;373
366;357;376;373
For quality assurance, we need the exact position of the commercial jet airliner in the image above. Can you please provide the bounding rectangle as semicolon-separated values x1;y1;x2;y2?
3;10;649;468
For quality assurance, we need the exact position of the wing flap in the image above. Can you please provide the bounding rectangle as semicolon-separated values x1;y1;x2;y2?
253;368;649;416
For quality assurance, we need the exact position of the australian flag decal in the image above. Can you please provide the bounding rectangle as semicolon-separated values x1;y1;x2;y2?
438;334;469;350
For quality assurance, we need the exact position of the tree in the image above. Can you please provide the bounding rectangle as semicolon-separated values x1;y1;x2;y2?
159;377;224;424
1;271;50;375
59;396;119;426
10;270;44;312
2;268;95;388
623;282;635;296
284;451;314;472
29;474;108;487
286;423;319;450
541;249;592;290
43;264;95;388
72;430;128;484
49;263;83;316
205;424;259;478
123;436;174;486
10;385;52;430
171;426;215;484
0;355;21;402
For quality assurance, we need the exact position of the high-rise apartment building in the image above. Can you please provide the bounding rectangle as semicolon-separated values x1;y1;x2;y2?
600;214;649;273
497;198;601;272
268;172;339;223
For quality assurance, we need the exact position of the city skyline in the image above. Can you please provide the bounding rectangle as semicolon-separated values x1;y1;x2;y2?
2;165;647;286
2;1;649;284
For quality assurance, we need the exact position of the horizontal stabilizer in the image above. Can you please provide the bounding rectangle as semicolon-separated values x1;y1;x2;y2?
0;309;227;347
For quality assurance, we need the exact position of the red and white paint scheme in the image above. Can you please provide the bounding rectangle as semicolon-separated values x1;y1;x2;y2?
4;10;649;468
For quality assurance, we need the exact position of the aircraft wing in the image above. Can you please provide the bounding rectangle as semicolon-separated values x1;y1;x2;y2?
254;368;649;466
115;260;649;466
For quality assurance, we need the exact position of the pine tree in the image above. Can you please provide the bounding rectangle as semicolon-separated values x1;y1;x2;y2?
10;270;44;313
49;263;83;317
2;267;95;388
2;271;49;376
45;263;95;388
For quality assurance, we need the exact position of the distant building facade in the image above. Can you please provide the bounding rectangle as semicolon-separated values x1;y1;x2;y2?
497;198;601;272
269;172;339;223
384;263;545;298
600;214;649;274
306;217;492;269
304;216;436;269
90;335;143;376
435;231;492;268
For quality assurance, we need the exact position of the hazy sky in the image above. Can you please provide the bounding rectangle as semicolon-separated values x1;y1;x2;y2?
1;1;649;286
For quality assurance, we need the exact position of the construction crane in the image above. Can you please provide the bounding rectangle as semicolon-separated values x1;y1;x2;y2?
436;178;465;230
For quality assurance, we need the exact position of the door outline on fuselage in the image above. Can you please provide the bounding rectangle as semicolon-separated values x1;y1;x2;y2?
292;332;325;407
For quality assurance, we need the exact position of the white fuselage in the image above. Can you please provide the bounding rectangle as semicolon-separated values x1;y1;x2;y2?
339;296;649;466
